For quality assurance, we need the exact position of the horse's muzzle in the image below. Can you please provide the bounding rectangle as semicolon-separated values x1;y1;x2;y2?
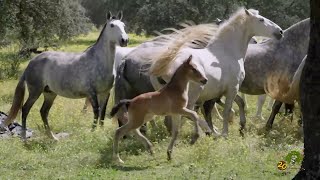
201;79;208;85
273;30;283;40
120;38;129;47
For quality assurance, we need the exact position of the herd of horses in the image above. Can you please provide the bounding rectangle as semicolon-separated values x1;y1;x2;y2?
0;8;309;163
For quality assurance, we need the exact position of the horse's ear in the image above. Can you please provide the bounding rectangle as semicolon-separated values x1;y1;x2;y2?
186;55;192;64
215;18;223;25
245;9;252;16
107;11;112;20
117;11;123;20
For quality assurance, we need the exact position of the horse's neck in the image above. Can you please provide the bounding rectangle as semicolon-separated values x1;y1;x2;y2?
161;67;189;96
87;32;116;71
207;23;252;60
282;23;310;51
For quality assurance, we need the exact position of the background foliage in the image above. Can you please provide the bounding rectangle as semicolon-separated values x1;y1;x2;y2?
0;0;309;51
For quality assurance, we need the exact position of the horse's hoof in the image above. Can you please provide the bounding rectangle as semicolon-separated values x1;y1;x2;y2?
167;151;172;161
205;132;212;136
190;134;200;145
99;120;104;127
255;115;265;121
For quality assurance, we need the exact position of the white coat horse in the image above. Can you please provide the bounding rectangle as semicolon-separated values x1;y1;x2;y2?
148;8;283;138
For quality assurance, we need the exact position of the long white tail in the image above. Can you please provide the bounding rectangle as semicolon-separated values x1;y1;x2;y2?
265;56;306;103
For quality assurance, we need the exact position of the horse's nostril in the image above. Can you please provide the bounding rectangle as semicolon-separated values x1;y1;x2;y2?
201;79;208;84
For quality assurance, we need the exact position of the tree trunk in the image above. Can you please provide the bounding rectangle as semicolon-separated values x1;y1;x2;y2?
294;0;320;178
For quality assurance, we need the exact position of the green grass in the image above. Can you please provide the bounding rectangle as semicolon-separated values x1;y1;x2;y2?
0;31;303;179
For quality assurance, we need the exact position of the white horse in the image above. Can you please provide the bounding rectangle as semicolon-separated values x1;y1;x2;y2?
149;8;283;138
1;12;128;140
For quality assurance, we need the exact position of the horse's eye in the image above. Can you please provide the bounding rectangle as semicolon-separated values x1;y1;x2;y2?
110;24;114;28
192;68;197;73
259;18;264;22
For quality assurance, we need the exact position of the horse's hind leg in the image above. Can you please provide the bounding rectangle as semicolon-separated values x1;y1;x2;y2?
40;92;58;140
202;98;218;134
234;95;246;136
98;93;110;127
265;100;283;130
21;89;42;141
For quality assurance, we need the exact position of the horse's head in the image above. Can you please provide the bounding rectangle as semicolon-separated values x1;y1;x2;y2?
106;11;129;47
183;55;207;85
245;9;283;40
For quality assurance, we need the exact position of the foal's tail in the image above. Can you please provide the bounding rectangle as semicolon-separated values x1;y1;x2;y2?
4;74;26;126
110;99;131;117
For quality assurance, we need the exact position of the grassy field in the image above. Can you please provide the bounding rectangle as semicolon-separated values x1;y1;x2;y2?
0;31;303;179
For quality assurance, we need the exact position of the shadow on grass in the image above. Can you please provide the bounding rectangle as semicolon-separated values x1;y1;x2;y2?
23;138;58;151
96;137;151;171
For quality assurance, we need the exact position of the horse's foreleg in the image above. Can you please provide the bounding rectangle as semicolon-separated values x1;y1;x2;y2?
98;93;110;127
221;93;237;137
41;92;58;140
240;93;248;111
265;100;283;130
167;115;181;161
88;91;99;131
216;99;235;123
234;94;246;136
255;94;267;120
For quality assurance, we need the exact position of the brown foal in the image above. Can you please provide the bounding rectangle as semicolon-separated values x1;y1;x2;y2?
110;55;208;163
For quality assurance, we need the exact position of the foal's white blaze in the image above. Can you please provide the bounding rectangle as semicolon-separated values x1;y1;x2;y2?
245;9;283;40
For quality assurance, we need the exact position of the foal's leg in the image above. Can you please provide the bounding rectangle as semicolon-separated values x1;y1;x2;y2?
179;108;201;144
265;100;283;130
21;88;42;141
167;115;181;161
40;92;58;140
234;95;246;136
88;91;99;131
98;93;110;127
113;114;145;164
255;94;267;120
133;129;153;154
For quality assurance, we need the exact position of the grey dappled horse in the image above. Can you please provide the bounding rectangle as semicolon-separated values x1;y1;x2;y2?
2;12;128;140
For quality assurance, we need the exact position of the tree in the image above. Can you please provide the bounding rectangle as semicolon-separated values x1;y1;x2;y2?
0;0;91;56
294;0;320;178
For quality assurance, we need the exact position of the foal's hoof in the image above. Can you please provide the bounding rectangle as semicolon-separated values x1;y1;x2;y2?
113;157;124;164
